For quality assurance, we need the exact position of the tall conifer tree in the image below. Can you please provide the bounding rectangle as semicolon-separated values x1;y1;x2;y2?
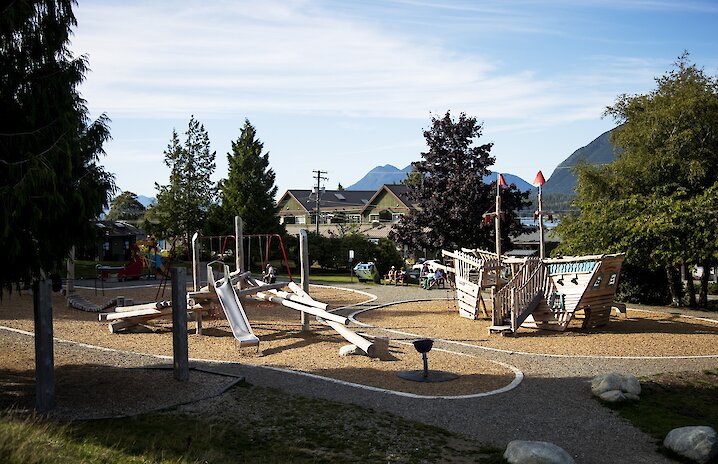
151;116;216;251
1;0;114;292
217;119;280;234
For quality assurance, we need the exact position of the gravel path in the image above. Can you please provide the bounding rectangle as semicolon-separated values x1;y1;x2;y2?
231;281;717;463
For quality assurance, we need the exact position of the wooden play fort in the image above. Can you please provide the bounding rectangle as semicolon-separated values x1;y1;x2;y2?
443;249;626;334
98;217;382;357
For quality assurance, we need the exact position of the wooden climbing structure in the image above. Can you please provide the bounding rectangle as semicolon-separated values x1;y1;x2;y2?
489;254;626;334
442;249;505;320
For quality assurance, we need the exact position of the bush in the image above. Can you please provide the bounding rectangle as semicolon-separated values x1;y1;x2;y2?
616;262;671;305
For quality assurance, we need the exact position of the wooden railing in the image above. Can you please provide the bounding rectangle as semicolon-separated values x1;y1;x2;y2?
492;258;544;328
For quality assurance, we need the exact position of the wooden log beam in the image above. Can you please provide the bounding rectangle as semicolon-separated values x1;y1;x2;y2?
268;289;329;310
325;320;375;358
254;292;349;325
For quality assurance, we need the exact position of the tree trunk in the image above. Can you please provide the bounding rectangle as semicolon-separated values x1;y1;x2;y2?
684;263;697;307
698;261;710;308
666;265;682;307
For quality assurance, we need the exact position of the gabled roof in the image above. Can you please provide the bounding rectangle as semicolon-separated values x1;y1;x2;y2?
280;189;375;213
361;184;415;213
95;220;144;237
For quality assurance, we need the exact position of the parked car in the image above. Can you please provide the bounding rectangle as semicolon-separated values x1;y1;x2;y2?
353;262;379;282
411;259;442;274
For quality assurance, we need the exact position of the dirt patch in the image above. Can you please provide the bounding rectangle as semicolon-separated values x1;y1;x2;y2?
355;300;718;357
0;285;515;398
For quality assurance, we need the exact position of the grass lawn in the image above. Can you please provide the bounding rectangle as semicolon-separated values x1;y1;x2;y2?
0;382;506;464
603;368;718;463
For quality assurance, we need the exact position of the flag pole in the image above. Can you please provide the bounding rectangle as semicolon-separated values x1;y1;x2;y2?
495;172;502;262
538;183;545;259
533;170;547;260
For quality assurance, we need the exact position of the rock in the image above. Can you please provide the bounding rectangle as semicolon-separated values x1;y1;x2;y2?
599;390;626;403
591;372;641;400
664;426;718;464
591;373;624;396
504;440;575;464
339;344;362;357
621;374;641;395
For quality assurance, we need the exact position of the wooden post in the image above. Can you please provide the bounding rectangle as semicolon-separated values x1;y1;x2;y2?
66;246;75;294
538;185;546;260
191;232;200;292
33;278;55;412
235;216;244;273
495;174;502;289
190;232;202;334
299;229;310;331
171;267;189;381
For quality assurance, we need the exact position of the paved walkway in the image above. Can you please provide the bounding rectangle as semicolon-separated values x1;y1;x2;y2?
219;282;718;463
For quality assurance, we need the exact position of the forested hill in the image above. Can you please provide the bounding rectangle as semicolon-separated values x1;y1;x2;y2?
543;127;622;195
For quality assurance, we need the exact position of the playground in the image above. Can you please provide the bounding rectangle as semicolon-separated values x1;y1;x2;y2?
2;213;718;462
2;277;718;462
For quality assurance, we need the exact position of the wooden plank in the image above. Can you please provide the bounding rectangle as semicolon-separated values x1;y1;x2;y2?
458;300;478;319
457;291;477;307
456;279;479;297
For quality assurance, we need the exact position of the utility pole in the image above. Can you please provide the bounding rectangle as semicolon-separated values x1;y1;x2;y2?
312;170;328;235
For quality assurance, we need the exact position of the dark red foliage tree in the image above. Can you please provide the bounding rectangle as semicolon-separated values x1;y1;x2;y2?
390;111;530;253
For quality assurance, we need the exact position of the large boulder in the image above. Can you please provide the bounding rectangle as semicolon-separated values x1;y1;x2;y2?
663;426;718;464
504;440;575;464
591;373;641;402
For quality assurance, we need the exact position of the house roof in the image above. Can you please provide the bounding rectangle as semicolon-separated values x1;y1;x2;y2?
360;184;416;214
280;189;376;213
95;220;145;237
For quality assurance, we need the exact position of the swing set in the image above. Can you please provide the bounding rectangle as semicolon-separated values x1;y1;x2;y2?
199;233;293;280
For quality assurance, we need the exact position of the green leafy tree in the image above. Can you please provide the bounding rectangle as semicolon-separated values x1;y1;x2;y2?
391;111;530;252
213;119;280;235
106;191;146;221
556;54;718;306
149;116;216;253
1;0;114;293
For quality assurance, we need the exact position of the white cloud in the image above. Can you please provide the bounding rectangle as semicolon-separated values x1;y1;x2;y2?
71;0;613;125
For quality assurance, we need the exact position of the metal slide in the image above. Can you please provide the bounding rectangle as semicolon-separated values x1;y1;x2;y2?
210;264;259;347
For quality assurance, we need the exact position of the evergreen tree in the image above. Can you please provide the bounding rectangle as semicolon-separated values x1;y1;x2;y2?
217;119;280;235
106;191;146;221
1;0;114;293
149;116;216;252
390;111;530;252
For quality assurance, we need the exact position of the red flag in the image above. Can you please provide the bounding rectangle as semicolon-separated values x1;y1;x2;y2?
533;170;546;187
498;173;507;187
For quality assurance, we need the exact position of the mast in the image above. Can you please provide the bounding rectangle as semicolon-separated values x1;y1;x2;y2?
538;183;545;259
495;172;502;261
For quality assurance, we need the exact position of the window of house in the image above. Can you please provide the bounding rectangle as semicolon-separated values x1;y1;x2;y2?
295;216;306;224
348;214;361;223
369;214;379;222
391;213;404;222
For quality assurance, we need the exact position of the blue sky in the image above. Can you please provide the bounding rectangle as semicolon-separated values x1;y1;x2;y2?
70;0;718;197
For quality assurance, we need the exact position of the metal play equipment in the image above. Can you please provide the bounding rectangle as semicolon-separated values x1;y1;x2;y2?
397;338;458;383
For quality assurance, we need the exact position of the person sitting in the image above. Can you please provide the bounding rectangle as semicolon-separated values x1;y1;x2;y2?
263;263;276;284
384;266;397;285
396;267;407;286
428;268;446;290
420;263;431;288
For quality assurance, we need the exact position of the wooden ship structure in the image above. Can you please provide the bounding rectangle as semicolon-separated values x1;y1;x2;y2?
441;172;626;334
